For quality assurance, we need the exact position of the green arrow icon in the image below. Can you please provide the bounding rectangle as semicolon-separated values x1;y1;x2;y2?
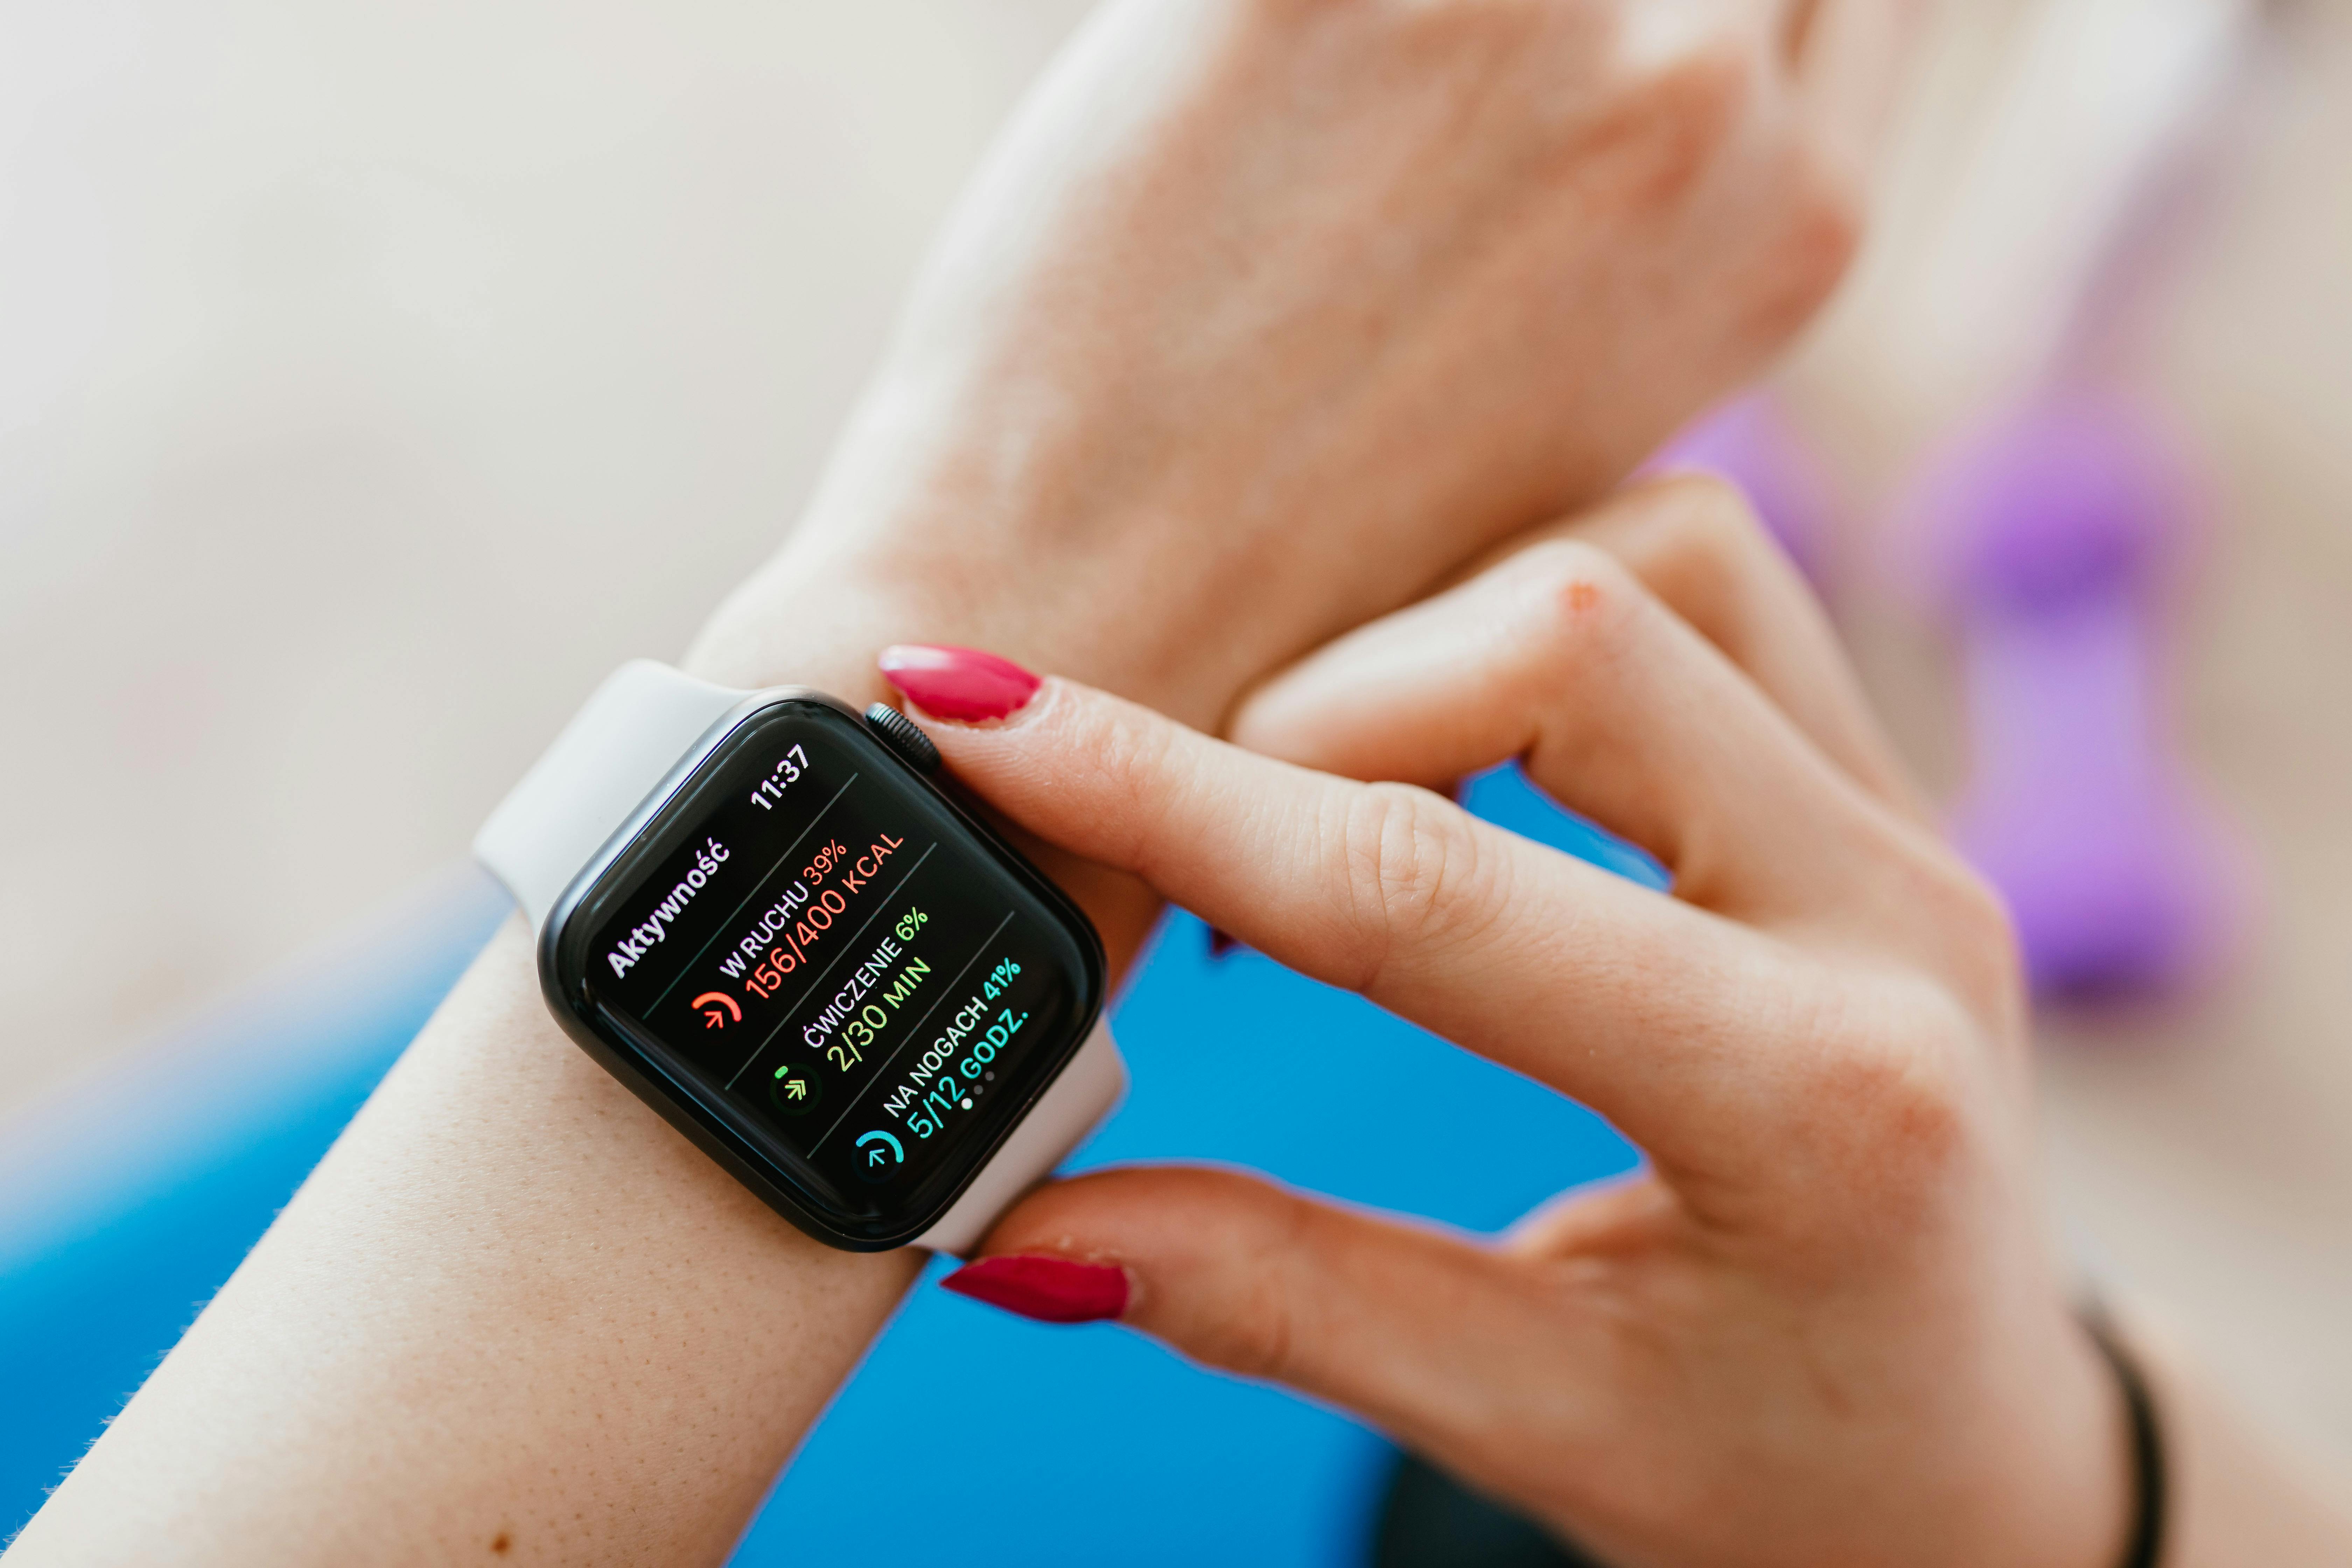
769;1066;820;1118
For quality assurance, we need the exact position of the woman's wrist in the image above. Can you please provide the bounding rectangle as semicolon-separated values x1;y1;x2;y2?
8;920;918;1567
686;528;1239;734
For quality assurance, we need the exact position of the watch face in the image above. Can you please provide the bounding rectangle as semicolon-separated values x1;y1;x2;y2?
548;698;1105;1248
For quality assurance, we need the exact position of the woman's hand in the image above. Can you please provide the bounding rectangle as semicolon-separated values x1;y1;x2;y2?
694;0;1921;979
2;9;1921;1564
693;0;1916;745
899;477;2131;1568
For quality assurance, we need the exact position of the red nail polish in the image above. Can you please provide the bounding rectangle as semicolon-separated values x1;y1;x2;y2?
941;1254;1128;1324
877;645;1042;723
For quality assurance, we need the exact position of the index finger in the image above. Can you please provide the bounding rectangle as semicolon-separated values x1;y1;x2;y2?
912;673;1837;1189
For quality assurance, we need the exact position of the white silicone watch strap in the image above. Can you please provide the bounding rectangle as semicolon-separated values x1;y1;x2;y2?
913;1016;1126;1256
472;660;744;932
471;658;1125;1252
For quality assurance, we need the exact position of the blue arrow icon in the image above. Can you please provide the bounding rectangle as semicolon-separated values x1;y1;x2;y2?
856;1129;905;1169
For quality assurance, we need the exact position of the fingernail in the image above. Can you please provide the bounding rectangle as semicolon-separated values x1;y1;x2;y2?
877;644;1042;723
940;1254;1129;1324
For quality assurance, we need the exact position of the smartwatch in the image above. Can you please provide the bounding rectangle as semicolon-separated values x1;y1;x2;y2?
472;660;1124;1254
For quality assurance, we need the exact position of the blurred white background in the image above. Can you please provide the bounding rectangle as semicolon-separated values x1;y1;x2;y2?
6;0;2352;1502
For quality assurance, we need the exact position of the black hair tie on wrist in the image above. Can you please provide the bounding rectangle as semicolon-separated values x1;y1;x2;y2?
2080;1300;2168;1568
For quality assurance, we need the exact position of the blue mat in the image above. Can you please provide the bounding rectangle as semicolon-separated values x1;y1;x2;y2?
1;768;1653;1557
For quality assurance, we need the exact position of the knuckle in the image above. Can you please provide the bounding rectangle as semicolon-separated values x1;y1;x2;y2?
1199;1273;1302;1380
1863;829;2031;1031
1793;979;1979;1224
1237;0;1338;28
1547;31;1763;217
1511;539;1650;679
1794;132;1870;253
1073;696;1185;868
1917;858;2030;1031
1185;1197;1314;1383
1519;536;1636;623
1090;703;1168;802
1632;23;1763;122
1199;1287;1302;1383
1743;140;1868;339
1331;782;1483;988
1847;1037;1967;1167
1662;30;1767;123
1624;474;1779;619
1653;472;1770;566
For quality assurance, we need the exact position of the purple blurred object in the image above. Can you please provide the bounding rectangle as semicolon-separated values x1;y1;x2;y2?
1646;393;1834;580
1917;388;2242;1000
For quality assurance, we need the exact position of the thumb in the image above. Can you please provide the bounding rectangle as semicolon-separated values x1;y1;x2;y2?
939;1165;1568;1451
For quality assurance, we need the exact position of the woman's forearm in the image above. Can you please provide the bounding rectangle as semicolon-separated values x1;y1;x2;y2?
3;539;1213;1568
10;924;913;1566
5;545;1183;1567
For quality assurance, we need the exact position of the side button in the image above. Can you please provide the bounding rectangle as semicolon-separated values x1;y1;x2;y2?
863;702;942;775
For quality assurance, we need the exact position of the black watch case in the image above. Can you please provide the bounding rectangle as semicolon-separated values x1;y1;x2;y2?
538;693;1107;1251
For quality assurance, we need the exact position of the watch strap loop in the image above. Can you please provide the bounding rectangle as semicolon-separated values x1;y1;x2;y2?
474;660;744;932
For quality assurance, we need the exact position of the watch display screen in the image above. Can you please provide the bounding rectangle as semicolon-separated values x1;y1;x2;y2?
561;700;1102;1241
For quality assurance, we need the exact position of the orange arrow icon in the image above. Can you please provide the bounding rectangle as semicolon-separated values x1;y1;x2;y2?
692;992;743;1028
